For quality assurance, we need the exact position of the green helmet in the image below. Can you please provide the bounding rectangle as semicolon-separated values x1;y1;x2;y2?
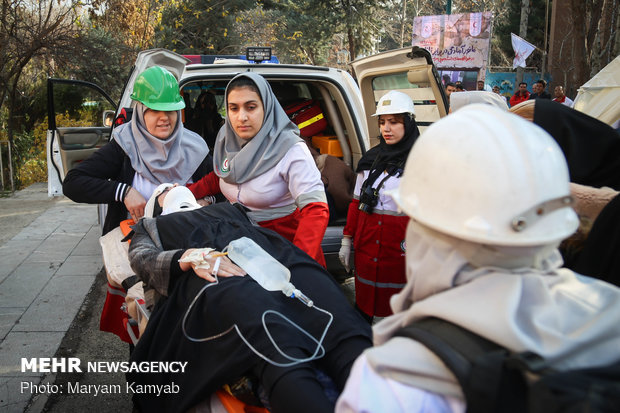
130;66;185;111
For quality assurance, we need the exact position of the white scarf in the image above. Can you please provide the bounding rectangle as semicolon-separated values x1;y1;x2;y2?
367;220;620;395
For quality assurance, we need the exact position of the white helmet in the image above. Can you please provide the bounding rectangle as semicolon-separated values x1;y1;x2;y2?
162;186;201;215
391;104;578;246
372;90;415;117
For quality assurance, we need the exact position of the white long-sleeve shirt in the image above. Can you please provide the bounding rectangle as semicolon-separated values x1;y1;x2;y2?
336;354;465;413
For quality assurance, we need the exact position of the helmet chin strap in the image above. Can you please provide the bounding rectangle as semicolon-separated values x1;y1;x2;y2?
511;195;574;232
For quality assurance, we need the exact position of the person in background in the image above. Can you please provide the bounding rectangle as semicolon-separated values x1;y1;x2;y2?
336;105;620;413
187;91;224;151
339;91;419;323
187;73;329;266
509;82;530;107
529;79;552;100
455;83;465;92
553;85;574;107
445;82;456;98
444;82;456;110
476;80;485;90
493;85;510;105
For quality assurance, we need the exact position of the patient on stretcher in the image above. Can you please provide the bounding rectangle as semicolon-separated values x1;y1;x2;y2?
124;185;372;413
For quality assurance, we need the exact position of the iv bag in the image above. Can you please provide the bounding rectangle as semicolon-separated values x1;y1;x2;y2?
227;237;294;292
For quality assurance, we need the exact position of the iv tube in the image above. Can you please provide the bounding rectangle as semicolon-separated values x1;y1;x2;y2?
181;274;333;367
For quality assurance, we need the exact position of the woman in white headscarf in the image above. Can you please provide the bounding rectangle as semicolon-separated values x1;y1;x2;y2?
63;66;211;235
187;73;329;266
336;106;620;412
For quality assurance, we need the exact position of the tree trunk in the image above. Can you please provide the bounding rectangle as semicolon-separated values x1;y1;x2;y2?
571;0;589;89
595;0;618;73
400;0;407;48
348;27;356;62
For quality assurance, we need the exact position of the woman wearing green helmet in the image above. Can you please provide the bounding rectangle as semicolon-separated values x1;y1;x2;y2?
63;66;212;234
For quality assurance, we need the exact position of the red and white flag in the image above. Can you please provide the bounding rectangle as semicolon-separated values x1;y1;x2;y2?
421;16;433;38
470;13;482;37
511;33;536;69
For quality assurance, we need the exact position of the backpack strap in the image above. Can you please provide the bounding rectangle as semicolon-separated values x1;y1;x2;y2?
394;317;524;413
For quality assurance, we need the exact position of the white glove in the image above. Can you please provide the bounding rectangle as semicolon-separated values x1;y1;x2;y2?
339;237;352;273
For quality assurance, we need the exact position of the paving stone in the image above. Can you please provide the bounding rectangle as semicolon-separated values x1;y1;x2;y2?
0;332;65;377
0;309;24;341
0;262;60;308
70;226;102;257
55;255;103;277
0;375;42;413
0;239;42;284
10;211;66;242
45;205;97;233
13;276;95;332
28;234;83;263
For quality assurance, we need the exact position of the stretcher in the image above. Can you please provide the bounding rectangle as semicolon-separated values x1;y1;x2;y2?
99;219;270;413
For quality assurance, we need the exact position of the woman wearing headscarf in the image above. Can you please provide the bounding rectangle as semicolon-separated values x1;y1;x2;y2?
63;66;211;235
62;66;210;342
338;90;420;322
187;73;329;266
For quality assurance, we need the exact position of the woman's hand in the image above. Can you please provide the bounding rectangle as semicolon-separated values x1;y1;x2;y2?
124;187;147;222
179;249;246;282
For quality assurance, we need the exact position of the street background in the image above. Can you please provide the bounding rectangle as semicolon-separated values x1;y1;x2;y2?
0;183;132;412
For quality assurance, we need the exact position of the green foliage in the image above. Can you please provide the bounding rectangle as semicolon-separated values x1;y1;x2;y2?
88;0;163;50
155;0;255;54
259;0;337;65
313;0;387;60
13;112;93;188
67;27;136;101
13;124;47;188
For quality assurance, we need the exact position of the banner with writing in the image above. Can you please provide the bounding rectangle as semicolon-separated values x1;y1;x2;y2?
412;12;493;69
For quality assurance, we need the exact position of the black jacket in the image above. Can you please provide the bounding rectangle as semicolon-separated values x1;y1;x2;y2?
62;139;212;235
529;91;552;100
127;202;372;413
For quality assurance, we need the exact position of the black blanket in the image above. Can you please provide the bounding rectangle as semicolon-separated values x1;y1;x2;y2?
127;203;371;412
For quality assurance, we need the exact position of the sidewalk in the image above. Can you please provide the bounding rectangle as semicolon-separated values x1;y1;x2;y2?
0;183;102;412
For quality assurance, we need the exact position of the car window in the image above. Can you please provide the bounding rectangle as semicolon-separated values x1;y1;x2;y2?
51;82;116;129
371;71;440;134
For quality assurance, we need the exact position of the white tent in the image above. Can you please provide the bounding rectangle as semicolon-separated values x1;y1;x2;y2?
573;55;620;127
